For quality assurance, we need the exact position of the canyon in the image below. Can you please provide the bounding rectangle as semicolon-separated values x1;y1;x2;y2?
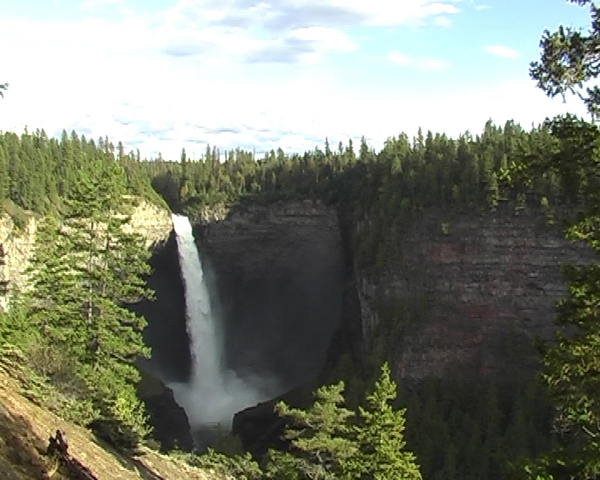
1;199;594;447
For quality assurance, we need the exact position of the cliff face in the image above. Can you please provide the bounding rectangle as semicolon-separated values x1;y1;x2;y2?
0;201;172;312
4;197;594;449
195;200;345;393
177;202;593;391
356;208;594;382
124;200;174;248
0;215;37;312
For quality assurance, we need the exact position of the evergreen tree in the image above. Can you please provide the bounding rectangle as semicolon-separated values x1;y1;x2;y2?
265;382;356;480
514;2;600;476
530;0;600;119
180;147;188;200
0;144;8;200
349;363;422;479
27;162;152;448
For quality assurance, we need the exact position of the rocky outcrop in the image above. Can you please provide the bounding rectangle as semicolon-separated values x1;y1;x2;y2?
0;201;172;312
190;202;596;401
137;232;190;384
204;203;595;454
357;207;595;382
136;367;194;452
123;200;173;248
0;215;37;311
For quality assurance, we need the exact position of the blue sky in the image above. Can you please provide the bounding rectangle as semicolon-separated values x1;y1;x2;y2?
0;0;593;159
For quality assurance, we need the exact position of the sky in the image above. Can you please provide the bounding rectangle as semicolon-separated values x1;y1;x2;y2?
0;0;594;160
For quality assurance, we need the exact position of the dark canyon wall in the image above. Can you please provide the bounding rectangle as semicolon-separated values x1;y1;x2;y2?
142;200;346;404
196;200;345;393
356;207;594;383
144;203;594;395
139;232;190;383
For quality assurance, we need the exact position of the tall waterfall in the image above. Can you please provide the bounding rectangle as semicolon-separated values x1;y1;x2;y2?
170;214;261;430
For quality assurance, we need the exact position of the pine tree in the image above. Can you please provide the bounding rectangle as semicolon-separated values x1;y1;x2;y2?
265;382;357;480
27;162;153;447
530;0;600;119
513;3;600;475
0;144;8;200
349;363;422;479
180;147;188;201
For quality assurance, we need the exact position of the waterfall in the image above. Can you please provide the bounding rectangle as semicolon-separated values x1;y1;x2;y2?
170;214;261;430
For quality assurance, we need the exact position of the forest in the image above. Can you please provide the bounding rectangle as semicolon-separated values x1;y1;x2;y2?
1;0;600;478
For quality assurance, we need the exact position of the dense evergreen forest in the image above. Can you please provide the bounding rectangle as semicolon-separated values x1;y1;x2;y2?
0;118;565;284
2;1;600;477
0;129;165;219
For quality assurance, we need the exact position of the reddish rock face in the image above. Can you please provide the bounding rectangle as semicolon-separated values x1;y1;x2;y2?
357;208;594;382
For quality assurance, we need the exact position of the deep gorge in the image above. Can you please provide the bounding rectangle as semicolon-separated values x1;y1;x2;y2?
135;200;594;452
2;199;592;451
140;200;347;442
2;98;599;476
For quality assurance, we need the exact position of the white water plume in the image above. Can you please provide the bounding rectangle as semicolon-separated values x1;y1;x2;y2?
170;214;262;430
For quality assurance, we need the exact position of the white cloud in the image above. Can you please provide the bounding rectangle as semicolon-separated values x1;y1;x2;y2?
355;1;460;26
335;80;589;154
417;58;450;71
291;27;358;52
485;45;520;58
475;4;490;11
79;0;125;10
244;27;358;63
3;0;589;162
388;51;450;70
388;51;412;65
165;0;462;31
434;16;452;27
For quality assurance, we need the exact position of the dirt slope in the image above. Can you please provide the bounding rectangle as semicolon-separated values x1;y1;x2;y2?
0;370;220;480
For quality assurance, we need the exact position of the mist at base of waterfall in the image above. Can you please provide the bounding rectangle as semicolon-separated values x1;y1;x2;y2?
170;367;282;432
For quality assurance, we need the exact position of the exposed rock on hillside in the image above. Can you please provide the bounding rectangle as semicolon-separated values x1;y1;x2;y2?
123;200;173;248
356;208;594;381
0;201;172;312
0;214;36;312
0;366;216;479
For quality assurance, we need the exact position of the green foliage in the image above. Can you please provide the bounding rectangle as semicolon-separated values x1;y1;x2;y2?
266;365;421;480
532;260;600;477
266;382;357;479
530;1;600;118
88;376;152;449
0;129;165;214
508;4;600;475
138;119;561;237
21;163;154;449
174;448;262;479
1;199;31;232
0;70;594;475
349;363;422;479
0;342;99;427
0;290;32;346
399;376;555;480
